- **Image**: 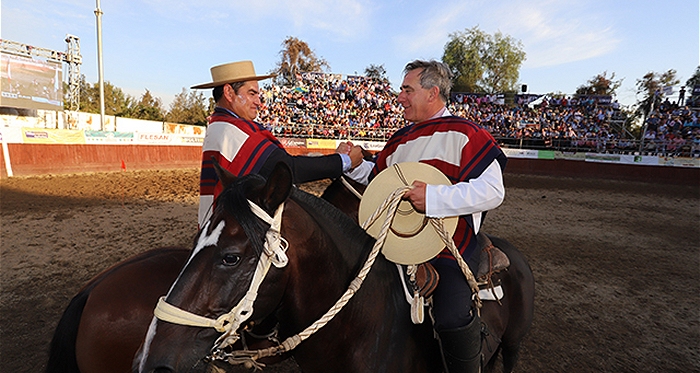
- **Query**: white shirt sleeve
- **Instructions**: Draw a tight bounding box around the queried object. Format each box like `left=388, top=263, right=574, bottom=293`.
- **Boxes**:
left=343, top=159, right=374, bottom=185
left=425, top=159, right=504, bottom=220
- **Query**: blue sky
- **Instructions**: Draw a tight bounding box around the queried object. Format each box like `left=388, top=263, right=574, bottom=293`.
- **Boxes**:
left=2, top=0, right=698, bottom=110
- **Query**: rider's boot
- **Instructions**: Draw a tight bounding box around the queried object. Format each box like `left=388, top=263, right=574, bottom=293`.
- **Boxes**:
left=438, top=313, right=482, bottom=373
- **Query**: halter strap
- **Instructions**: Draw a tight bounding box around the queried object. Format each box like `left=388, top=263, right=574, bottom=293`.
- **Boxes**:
left=154, top=201, right=288, bottom=335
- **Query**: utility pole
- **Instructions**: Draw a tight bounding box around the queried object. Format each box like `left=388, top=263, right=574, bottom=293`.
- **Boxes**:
left=95, top=0, right=105, bottom=130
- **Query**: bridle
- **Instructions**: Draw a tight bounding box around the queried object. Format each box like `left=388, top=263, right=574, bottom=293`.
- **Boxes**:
left=153, top=200, right=288, bottom=354
left=149, top=166, right=481, bottom=369
left=149, top=183, right=411, bottom=369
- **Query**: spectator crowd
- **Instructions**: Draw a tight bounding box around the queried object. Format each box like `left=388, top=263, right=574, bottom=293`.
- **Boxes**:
left=639, top=98, right=699, bottom=156
left=256, top=72, right=700, bottom=157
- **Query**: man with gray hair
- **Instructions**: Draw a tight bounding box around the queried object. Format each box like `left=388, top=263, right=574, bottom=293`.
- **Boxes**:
left=345, top=59, right=507, bottom=373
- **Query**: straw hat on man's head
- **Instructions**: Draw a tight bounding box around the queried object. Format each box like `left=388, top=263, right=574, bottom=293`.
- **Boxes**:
left=359, top=162, right=459, bottom=265
left=191, top=60, right=274, bottom=89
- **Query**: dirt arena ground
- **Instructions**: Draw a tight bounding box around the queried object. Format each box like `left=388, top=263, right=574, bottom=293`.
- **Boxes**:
left=1, top=168, right=698, bottom=372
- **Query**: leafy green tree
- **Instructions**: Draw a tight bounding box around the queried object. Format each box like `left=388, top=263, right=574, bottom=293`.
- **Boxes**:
left=128, top=90, right=164, bottom=121
left=685, top=66, right=700, bottom=88
left=75, top=75, right=133, bottom=116
left=481, top=31, right=526, bottom=93
left=576, top=71, right=623, bottom=96
left=635, top=69, right=680, bottom=113
left=165, top=88, right=208, bottom=126
left=364, top=64, right=388, bottom=80
left=442, top=26, right=526, bottom=93
left=442, top=27, right=486, bottom=93
left=273, top=36, right=330, bottom=86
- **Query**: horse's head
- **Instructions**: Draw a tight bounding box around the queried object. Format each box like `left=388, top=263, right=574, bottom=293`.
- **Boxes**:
left=135, top=161, right=293, bottom=373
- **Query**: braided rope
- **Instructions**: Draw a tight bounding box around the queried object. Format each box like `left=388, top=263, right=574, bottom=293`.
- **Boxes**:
left=218, top=171, right=482, bottom=366
left=429, top=219, right=482, bottom=311
left=219, top=186, right=409, bottom=365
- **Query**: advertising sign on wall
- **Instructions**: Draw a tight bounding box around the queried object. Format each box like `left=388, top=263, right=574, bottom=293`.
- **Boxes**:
left=22, top=128, right=85, bottom=144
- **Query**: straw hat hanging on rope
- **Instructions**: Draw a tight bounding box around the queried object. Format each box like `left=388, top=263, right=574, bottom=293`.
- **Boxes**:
left=358, top=162, right=458, bottom=265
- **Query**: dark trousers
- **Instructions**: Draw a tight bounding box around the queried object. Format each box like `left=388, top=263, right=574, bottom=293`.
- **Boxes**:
left=431, top=258, right=477, bottom=331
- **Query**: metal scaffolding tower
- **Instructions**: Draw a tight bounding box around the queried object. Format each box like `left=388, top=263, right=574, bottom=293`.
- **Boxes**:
left=0, top=36, right=83, bottom=111
left=64, top=35, right=82, bottom=111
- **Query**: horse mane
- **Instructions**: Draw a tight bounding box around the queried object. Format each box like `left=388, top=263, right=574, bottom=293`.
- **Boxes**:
left=289, top=187, right=375, bottom=270
left=214, top=173, right=375, bottom=271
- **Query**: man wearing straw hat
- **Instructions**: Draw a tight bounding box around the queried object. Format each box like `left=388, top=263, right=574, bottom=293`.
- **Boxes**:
left=192, top=60, right=363, bottom=227
left=346, top=60, right=507, bottom=373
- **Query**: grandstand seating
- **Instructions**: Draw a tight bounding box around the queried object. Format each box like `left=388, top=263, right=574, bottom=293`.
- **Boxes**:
left=257, top=72, right=699, bottom=157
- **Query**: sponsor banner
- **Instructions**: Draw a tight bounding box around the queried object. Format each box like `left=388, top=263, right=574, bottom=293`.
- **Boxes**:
left=116, top=117, right=161, bottom=133
left=0, top=113, right=42, bottom=128
left=345, top=140, right=385, bottom=152
left=1, top=127, right=22, bottom=143
left=306, top=138, right=337, bottom=149
left=538, top=150, right=555, bottom=160
left=84, top=130, right=135, bottom=144
left=658, top=156, right=700, bottom=168
left=574, top=95, right=613, bottom=105
left=22, top=128, right=85, bottom=144
left=585, top=153, right=621, bottom=163
left=502, top=148, right=539, bottom=159
left=64, top=112, right=117, bottom=131
left=174, top=135, right=204, bottom=146
left=164, top=122, right=206, bottom=136
left=626, top=155, right=659, bottom=166
left=136, top=132, right=174, bottom=144
left=280, top=137, right=307, bottom=148
left=554, top=151, right=586, bottom=161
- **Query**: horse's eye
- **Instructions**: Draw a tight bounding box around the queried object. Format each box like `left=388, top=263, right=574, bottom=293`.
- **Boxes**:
left=222, top=253, right=241, bottom=266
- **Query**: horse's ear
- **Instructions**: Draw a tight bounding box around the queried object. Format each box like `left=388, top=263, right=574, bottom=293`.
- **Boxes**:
left=261, top=162, right=293, bottom=212
left=211, top=156, right=237, bottom=189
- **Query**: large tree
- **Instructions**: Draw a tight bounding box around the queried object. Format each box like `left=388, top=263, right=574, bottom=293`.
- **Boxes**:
left=364, top=64, right=388, bottom=81
left=442, top=26, right=526, bottom=93
left=70, top=76, right=166, bottom=120
left=686, top=65, right=700, bottom=88
left=635, top=69, right=680, bottom=112
left=165, top=88, right=208, bottom=126
left=75, top=75, right=132, bottom=116
left=127, top=90, right=164, bottom=121
left=273, top=36, right=329, bottom=86
left=576, top=71, right=623, bottom=96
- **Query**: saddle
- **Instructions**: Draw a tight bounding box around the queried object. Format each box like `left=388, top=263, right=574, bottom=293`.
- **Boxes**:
left=404, top=232, right=510, bottom=300
left=475, top=232, right=510, bottom=281
left=401, top=232, right=511, bottom=323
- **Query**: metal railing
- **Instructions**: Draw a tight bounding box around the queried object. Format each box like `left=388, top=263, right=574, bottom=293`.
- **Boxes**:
left=266, top=122, right=699, bottom=157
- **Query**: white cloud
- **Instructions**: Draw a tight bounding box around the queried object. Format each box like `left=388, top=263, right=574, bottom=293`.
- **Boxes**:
left=391, top=1, right=472, bottom=57
left=387, top=0, right=621, bottom=68
left=142, top=0, right=373, bottom=39
left=485, top=1, right=621, bottom=68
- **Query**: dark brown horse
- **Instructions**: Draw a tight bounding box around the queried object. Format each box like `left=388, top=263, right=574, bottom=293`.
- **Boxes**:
left=321, top=176, right=535, bottom=373
left=46, top=171, right=533, bottom=373
left=43, top=178, right=371, bottom=373
left=135, top=163, right=534, bottom=373
left=135, top=163, right=446, bottom=372
left=46, top=247, right=190, bottom=373
left=44, top=174, right=420, bottom=373
left=46, top=250, right=285, bottom=372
